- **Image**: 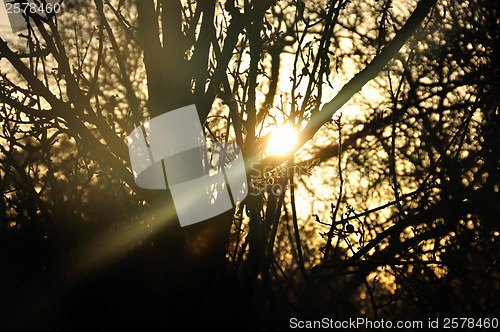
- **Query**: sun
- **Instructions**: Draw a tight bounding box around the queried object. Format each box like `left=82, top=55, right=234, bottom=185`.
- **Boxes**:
left=267, top=125, right=298, bottom=156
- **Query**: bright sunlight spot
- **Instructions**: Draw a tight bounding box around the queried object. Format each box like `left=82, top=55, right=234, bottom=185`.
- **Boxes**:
left=267, top=125, right=298, bottom=156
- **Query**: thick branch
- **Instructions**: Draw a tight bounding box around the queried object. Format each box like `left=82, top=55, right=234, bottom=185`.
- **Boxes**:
left=255, top=0, right=437, bottom=173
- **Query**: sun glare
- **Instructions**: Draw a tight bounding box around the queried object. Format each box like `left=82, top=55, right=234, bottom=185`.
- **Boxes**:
left=267, top=125, right=298, bottom=156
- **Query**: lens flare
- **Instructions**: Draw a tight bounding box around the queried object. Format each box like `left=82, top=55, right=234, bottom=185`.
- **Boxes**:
left=267, top=125, right=298, bottom=156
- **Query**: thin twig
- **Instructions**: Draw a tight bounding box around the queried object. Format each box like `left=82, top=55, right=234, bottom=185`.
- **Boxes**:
left=289, top=155, right=308, bottom=281
left=323, top=114, right=343, bottom=262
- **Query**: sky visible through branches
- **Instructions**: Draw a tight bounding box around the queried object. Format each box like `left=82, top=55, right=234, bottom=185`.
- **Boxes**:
left=0, top=0, right=498, bottom=330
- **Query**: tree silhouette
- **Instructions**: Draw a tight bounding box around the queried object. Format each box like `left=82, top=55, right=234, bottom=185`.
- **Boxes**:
left=0, top=0, right=498, bottom=330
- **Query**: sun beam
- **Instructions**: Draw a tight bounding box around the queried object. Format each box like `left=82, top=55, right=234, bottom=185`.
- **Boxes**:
left=267, top=125, right=298, bottom=156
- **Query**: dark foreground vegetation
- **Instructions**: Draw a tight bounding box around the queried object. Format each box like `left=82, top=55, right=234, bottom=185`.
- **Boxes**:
left=0, top=0, right=498, bottom=330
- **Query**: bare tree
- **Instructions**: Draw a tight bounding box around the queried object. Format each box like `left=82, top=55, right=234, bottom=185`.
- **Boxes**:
left=1, top=0, right=498, bottom=330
